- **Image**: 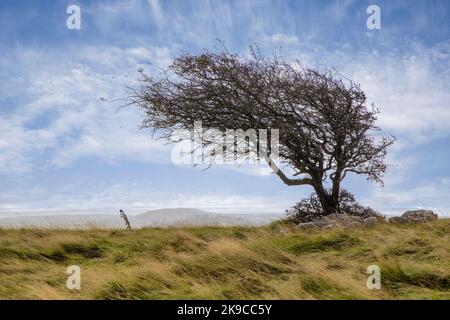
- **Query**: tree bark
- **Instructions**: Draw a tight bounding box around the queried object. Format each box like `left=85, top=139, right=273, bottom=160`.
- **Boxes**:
left=331, top=168, right=343, bottom=212
left=312, top=179, right=338, bottom=214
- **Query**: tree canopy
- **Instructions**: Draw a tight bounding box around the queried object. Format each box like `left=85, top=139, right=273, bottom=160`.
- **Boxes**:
left=128, top=48, right=395, bottom=214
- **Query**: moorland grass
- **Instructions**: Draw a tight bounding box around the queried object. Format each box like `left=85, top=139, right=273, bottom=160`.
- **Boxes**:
left=0, top=219, right=448, bottom=299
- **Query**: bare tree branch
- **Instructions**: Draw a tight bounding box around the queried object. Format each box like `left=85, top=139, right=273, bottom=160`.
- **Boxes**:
left=125, top=46, right=395, bottom=214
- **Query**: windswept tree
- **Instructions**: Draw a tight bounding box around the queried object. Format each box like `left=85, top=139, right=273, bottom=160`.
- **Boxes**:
left=127, top=48, right=395, bottom=216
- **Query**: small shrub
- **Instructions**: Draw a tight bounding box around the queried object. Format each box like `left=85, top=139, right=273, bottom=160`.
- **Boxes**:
left=286, top=189, right=382, bottom=223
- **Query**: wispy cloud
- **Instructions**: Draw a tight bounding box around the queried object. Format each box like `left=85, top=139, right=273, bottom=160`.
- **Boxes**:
left=147, top=0, right=164, bottom=28
left=0, top=45, right=173, bottom=174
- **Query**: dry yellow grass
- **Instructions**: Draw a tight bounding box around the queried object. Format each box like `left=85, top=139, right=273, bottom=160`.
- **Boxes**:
left=0, top=219, right=449, bottom=299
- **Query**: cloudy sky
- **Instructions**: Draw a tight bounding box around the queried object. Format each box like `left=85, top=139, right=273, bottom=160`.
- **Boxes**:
left=0, top=0, right=449, bottom=216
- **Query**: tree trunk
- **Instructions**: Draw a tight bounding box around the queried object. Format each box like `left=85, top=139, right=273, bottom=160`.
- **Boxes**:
left=312, top=181, right=339, bottom=214
left=331, top=168, right=343, bottom=207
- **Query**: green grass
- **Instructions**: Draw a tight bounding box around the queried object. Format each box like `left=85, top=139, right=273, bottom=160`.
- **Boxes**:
left=0, top=219, right=448, bottom=299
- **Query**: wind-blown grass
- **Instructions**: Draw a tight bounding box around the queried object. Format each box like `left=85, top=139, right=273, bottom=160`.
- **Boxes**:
left=0, top=219, right=448, bottom=299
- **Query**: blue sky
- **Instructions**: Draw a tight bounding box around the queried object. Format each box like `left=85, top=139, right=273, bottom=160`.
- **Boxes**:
left=0, top=0, right=449, bottom=216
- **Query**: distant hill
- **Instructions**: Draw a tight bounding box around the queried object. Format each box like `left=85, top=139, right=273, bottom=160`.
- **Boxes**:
left=0, top=208, right=283, bottom=229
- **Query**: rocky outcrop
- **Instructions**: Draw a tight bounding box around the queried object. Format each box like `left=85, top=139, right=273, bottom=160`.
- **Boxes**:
left=296, top=209, right=439, bottom=229
left=387, top=216, right=404, bottom=224
left=297, top=213, right=381, bottom=229
left=388, top=210, right=438, bottom=224
left=402, top=210, right=438, bottom=222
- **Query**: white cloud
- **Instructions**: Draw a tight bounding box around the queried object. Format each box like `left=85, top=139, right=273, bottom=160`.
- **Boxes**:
left=263, top=33, right=299, bottom=45
left=0, top=45, right=174, bottom=174
left=347, top=46, right=450, bottom=139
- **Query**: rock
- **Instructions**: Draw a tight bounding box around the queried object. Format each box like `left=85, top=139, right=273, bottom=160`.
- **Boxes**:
left=388, top=216, right=404, bottom=224
left=298, top=220, right=333, bottom=229
left=401, top=210, right=438, bottom=222
left=297, top=222, right=319, bottom=229
left=323, top=213, right=364, bottom=228
left=315, top=220, right=333, bottom=228
left=388, top=210, right=438, bottom=224
left=297, top=213, right=378, bottom=230
left=363, top=216, right=378, bottom=228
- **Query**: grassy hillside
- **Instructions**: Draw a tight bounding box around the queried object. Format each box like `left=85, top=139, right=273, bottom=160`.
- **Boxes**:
left=0, top=219, right=449, bottom=299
